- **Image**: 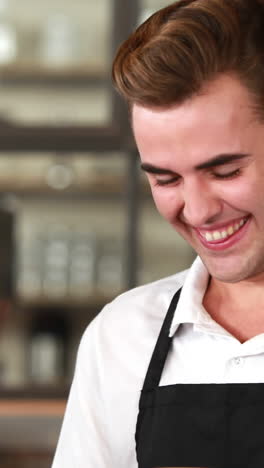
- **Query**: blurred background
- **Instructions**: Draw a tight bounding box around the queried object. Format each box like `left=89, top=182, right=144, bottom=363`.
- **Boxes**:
left=0, top=0, right=195, bottom=466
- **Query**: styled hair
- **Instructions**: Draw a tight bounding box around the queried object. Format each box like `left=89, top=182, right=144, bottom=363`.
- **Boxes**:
left=112, top=0, right=264, bottom=117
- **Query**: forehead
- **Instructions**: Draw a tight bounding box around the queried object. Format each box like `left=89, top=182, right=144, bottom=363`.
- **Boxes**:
left=132, top=74, right=259, bottom=165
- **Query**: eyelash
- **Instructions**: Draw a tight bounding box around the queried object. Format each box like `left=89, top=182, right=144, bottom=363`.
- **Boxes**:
left=154, top=169, right=241, bottom=186
left=154, top=177, right=179, bottom=187
left=212, top=168, right=241, bottom=179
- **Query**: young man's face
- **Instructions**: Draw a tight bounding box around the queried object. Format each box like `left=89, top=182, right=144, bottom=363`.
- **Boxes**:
left=133, top=74, right=264, bottom=284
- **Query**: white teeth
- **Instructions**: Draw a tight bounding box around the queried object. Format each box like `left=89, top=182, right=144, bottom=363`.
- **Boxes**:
left=205, top=232, right=213, bottom=241
left=201, top=218, right=247, bottom=242
left=212, top=231, right=221, bottom=240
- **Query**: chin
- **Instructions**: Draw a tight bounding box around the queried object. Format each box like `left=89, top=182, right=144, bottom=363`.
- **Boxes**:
left=201, top=257, right=252, bottom=284
left=204, top=259, right=264, bottom=284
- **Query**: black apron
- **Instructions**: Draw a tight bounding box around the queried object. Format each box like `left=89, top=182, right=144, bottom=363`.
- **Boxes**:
left=135, top=288, right=264, bottom=468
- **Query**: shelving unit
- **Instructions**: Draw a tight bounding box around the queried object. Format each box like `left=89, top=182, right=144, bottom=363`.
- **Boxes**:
left=0, top=0, right=142, bottom=404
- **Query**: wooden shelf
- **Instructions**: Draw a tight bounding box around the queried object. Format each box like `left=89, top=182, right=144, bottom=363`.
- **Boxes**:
left=0, top=396, right=66, bottom=454
left=0, top=398, right=66, bottom=416
left=0, top=173, right=148, bottom=198
left=0, top=385, right=70, bottom=400
left=0, top=62, right=108, bottom=85
left=0, top=177, right=126, bottom=197
left=16, top=291, right=122, bottom=310
left=0, top=124, right=124, bottom=152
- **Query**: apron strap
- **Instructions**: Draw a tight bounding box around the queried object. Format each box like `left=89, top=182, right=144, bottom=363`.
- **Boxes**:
left=141, top=287, right=182, bottom=392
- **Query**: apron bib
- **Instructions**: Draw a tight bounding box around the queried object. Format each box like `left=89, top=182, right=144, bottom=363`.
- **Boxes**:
left=135, top=288, right=264, bottom=468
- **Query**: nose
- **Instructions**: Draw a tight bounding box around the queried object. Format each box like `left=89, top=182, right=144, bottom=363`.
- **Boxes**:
left=180, top=180, right=223, bottom=227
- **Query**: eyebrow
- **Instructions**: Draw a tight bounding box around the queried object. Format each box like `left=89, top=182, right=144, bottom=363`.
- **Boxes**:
left=140, top=153, right=251, bottom=174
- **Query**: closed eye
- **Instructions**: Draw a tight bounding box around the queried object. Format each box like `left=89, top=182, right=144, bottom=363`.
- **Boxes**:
left=154, top=175, right=181, bottom=186
left=212, top=168, right=241, bottom=179
left=154, top=168, right=241, bottom=186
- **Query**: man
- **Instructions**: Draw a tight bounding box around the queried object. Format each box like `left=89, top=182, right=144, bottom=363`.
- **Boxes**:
left=52, top=1, right=264, bottom=467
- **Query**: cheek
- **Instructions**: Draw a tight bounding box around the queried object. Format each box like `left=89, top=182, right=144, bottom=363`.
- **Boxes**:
left=151, top=190, right=180, bottom=223
left=220, top=181, right=258, bottom=210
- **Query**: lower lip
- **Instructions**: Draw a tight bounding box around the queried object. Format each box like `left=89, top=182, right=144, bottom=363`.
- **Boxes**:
left=196, top=217, right=251, bottom=251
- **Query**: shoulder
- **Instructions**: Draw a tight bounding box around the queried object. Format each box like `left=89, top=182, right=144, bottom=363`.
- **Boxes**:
left=89, top=268, right=187, bottom=329
left=79, top=269, right=189, bottom=372
left=108, top=267, right=188, bottom=316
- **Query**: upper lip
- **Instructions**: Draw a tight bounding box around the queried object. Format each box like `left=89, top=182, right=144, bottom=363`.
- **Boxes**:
left=194, top=215, right=249, bottom=233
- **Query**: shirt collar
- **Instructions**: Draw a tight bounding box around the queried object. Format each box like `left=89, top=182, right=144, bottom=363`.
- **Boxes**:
left=169, top=256, right=212, bottom=337
left=169, top=257, right=264, bottom=347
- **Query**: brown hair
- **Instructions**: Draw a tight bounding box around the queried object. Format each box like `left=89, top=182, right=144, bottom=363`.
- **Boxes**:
left=112, top=0, right=264, bottom=116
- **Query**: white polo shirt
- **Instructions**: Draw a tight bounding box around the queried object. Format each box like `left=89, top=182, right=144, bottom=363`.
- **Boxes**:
left=52, top=256, right=264, bottom=468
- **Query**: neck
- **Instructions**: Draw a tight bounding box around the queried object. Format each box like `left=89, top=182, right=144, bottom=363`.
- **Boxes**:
left=203, top=274, right=264, bottom=343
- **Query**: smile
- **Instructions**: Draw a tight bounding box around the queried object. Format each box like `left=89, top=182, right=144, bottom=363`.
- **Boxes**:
left=198, top=217, right=249, bottom=243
